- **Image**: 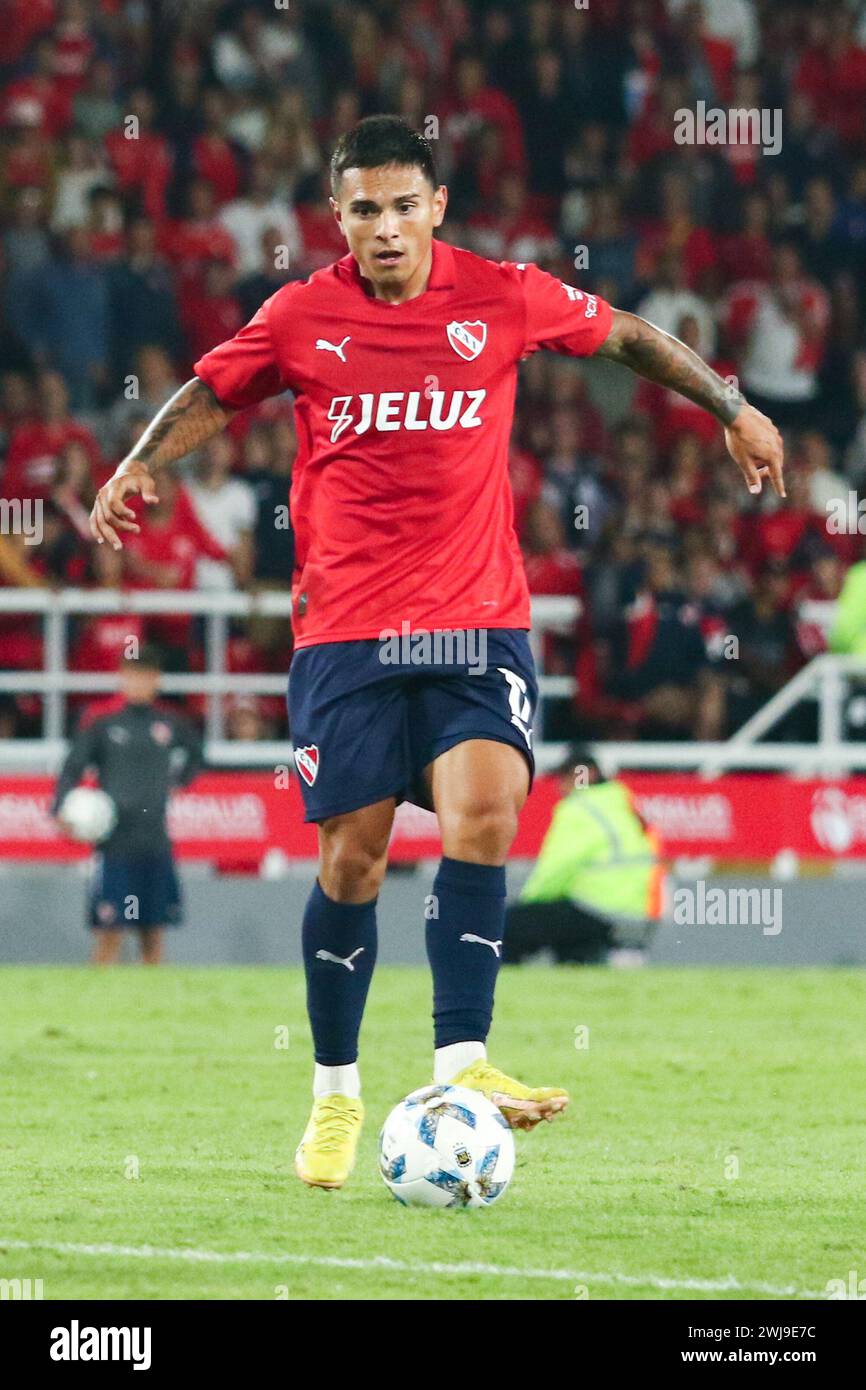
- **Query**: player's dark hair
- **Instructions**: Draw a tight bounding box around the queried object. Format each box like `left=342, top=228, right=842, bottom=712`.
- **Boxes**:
left=555, top=744, right=603, bottom=783
left=330, top=115, right=438, bottom=195
left=122, top=643, right=163, bottom=672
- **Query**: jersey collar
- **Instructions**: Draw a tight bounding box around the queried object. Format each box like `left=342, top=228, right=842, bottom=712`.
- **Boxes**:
left=336, top=238, right=456, bottom=297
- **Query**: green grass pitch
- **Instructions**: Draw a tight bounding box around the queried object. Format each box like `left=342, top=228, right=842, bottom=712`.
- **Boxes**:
left=1, top=965, right=863, bottom=1301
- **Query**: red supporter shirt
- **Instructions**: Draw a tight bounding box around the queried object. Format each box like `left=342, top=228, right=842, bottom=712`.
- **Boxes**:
left=157, top=218, right=237, bottom=271
left=124, top=485, right=227, bottom=647
left=104, top=128, right=172, bottom=221
left=2, top=420, right=101, bottom=499
left=191, top=134, right=241, bottom=204
left=125, top=486, right=227, bottom=588
left=193, top=240, right=612, bottom=648
left=1, top=77, right=71, bottom=137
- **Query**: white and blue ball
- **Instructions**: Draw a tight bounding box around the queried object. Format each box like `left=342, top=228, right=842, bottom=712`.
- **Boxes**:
left=378, top=1083, right=515, bottom=1208
left=59, top=787, right=117, bottom=844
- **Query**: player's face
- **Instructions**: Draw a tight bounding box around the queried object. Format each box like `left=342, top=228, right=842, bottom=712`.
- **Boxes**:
left=121, top=667, right=160, bottom=704
left=331, top=164, right=447, bottom=303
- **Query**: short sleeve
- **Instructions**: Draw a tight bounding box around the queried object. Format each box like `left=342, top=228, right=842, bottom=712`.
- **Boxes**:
left=505, top=261, right=613, bottom=359
left=193, top=298, right=286, bottom=410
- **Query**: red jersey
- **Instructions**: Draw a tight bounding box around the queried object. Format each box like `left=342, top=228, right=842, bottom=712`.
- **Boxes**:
left=193, top=241, right=612, bottom=648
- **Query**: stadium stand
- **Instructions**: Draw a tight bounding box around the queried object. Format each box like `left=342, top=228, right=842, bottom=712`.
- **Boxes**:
left=1, top=0, right=865, bottom=747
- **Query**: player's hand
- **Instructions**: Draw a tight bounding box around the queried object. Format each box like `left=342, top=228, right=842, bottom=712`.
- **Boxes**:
left=724, top=402, right=785, bottom=499
left=90, top=462, right=159, bottom=550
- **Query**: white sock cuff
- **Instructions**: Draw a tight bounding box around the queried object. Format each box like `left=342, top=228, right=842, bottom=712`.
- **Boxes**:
left=313, top=1062, right=361, bottom=1099
left=433, top=1040, right=486, bottom=1083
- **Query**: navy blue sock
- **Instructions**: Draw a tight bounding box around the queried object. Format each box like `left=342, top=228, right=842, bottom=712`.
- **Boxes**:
left=425, top=856, right=506, bottom=1048
left=302, top=881, right=377, bottom=1065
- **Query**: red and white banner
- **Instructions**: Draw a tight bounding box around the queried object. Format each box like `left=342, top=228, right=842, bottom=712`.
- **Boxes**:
left=3, top=772, right=866, bottom=864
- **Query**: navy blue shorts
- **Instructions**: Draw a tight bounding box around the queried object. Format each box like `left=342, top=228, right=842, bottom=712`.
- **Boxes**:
left=89, top=850, right=183, bottom=929
left=287, top=628, right=537, bottom=823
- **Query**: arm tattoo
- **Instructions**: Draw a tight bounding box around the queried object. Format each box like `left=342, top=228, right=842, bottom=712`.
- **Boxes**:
left=597, top=311, right=744, bottom=426
left=118, top=378, right=233, bottom=473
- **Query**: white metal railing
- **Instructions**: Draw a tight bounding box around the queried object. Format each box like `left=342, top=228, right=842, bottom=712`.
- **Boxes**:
left=0, top=589, right=579, bottom=765
left=0, top=588, right=860, bottom=774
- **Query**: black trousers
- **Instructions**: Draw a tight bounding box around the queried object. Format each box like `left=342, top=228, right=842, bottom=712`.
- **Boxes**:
left=503, top=900, right=615, bottom=965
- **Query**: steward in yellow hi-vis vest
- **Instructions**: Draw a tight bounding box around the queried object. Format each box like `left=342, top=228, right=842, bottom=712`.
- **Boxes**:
left=504, top=747, right=663, bottom=966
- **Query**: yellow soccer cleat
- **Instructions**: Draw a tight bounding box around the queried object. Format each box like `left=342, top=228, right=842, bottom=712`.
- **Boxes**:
left=448, top=1060, right=568, bottom=1131
left=294, top=1094, right=364, bottom=1189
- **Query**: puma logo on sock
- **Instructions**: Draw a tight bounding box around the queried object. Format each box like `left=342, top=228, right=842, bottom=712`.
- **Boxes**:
left=315, top=947, right=365, bottom=972
left=459, top=933, right=502, bottom=957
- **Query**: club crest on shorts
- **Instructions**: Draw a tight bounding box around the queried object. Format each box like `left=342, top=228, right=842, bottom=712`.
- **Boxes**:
left=446, top=319, right=487, bottom=361
left=294, top=744, right=319, bottom=787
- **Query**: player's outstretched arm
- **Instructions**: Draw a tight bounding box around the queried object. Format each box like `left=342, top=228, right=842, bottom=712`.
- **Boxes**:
left=90, top=377, right=234, bottom=549
left=597, top=309, right=785, bottom=499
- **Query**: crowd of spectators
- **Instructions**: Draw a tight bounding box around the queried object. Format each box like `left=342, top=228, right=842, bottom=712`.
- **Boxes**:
left=1, top=0, right=866, bottom=745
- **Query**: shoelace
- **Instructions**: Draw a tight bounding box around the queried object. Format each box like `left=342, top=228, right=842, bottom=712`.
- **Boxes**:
left=312, top=1101, right=360, bottom=1152
left=466, top=1062, right=510, bottom=1089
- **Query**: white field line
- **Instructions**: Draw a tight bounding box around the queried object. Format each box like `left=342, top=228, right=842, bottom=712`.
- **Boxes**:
left=0, top=1238, right=823, bottom=1298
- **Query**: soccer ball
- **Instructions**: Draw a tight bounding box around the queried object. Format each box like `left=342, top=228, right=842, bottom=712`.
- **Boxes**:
left=59, top=787, right=117, bottom=844
left=378, top=1083, right=515, bottom=1208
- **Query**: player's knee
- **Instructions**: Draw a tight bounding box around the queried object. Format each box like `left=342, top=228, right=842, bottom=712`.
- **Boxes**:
left=439, top=800, right=519, bottom=863
left=319, top=835, right=388, bottom=902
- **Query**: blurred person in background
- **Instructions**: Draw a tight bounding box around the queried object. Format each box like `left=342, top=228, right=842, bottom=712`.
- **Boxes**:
left=467, top=168, right=559, bottom=266
left=829, top=551, right=866, bottom=658
left=726, top=558, right=805, bottom=738
left=158, top=177, right=238, bottom=279
left=1, top=368, right=100, bottom=500
left=72, top=57, right=121, bottom=143
left=51, top=646, right=202, bottom=966
left=186, top=433, right=256, bottom=591
left=178, top=257, right=243, bottom=367
left=0, top=370, right=35, bottom=455
left=795, top=430, right=848, bottom=514
left=723, top=241, right=830, bottom=432
left=635, top=248, right=716, bottom=361
left=504, top=747, right=663, bottom=966
left=106, top=346, right=182, bottom=456
left=108, top=219, right=184, bottom=373
left=14, top=227, right=111, bottom=409
left=217, top=156, right=302, bottom=279
left=608, top=545, right=725, bottom=740
left=225, top=693, right=271, bottom=742
left=50, top=132, right=110, bottom=233
left=103, top=87, right=172, bottom=222
left=2, top=186, right=51, bottom=283
left=122, top=469, right=228, bottom=665
left=243, top=418, right=295, bottom=585
left=238, top=225, right=301, bottom=322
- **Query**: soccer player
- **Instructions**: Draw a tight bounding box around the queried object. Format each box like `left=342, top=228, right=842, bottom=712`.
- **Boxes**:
left=89, top=117, right=784, bottom=1187
left=52, top=647, right=202, bottom=965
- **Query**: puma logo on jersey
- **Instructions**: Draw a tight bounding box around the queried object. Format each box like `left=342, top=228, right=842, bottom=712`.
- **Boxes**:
left=316, top=335, right=351, bottom=362
left=327, top=389, right=486, bottom=443
left=459, top=932, right=503, bottom=957
left=315, top=947, right=365, bottom=972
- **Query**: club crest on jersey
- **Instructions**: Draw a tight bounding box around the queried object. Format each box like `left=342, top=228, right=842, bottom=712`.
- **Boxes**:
left=294, top=744, right=319, bottom=787
left=150, top=721, right=172, bottom=745
left=446, top=319, right=487, bottom=361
